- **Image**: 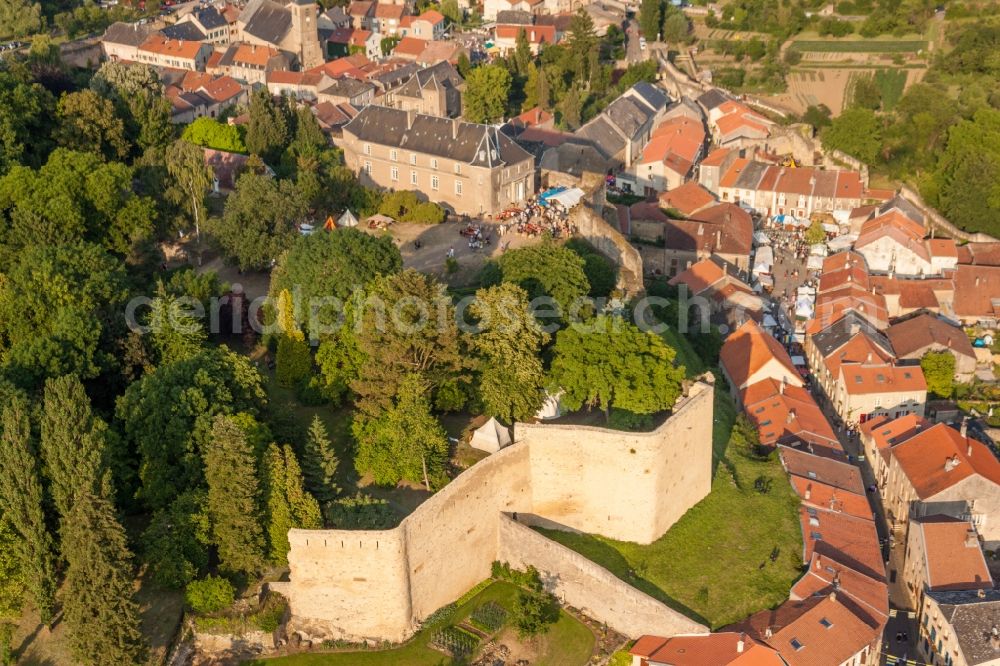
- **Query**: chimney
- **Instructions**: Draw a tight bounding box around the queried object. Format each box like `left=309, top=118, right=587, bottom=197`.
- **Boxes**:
left=804, top=484, right=811, bottom=500
left=850, top=322, right=861, bottom=336
left=945, top=455, right=961, bottom=472
left=716, top=229, right=722, bottom=246
left=780, top=378, right=786, bottom=395
left=961, top=416, right=969, bottom=439
left=980, top=589, right=988, bottom=600
left=406, top=108, right=416, bottom=129
left=829, top=590, right=837, bottom=603
left=976, top=276, right=981, bottom=287
left=787, top=408, right=797, bottom=424
left=866, top=352, right=872, bottom=363
left=452, top=117, right=460, bottom=140
left=736, top=633, right=745, bottom=654
left=966, top=528, right=979, bottom=548
left=765, top=626, right=773, bottom=639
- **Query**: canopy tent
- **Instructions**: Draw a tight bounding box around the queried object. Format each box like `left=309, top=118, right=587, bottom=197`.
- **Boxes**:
left=754, top=231, right=772, bottom=246
left=754, top=274, right=773, bottom=290
left=548, top=187, right=585, bottom=209
left=762, top=313, right=778, bottom=328
left=822, top=223, right=839, bottom=234
left=535, top=391, right=563, bottom=420
left=809, top=243, right=828, bottom=257
left=337, top=210, right=359, bottom=228
left=806, top=254, right=824, bottom=271
left=753, top=246, right=774, bottom=274
left=827, top=234, right=857, bottom=252
left=469, top=417, right=512, bottom=454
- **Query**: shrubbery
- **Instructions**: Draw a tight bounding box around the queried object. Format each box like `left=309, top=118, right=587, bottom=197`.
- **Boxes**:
left=185, top=575, right=235, bottom=615
left=378, top=191, right=446, bottom=224
left=181, top=117, right=247, bottom=153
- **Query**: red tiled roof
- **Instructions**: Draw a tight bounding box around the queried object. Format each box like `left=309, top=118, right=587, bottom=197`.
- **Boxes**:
left=720, top=320, right=801, bottom=391
left=229, top=42, right=280, bottom=66
left=860, top=413, right=930, bottom=452
left=790, top=553, right=888, bottom=626
left=658, top=181, right=716, bottom=216
left=139, top=34, right=205, bottom=59
left=791, top=477, right=870, bottom=519
left=668, top=257, right=725, bottom=295
left=741, top=379, right=840, bottom=454
left=885, top=313, right=976, bottom=360
left=511, top=106, right=553, bottom=128
left=495, top=24, right=556, bottom=43
left=701, top=147, right=731, bottom=167
left=637, top=633, right=784, bottom=665
left=916, top=516, right=993, bottom=591
left=393, top=35, right=428, bottom=56
left=418, top=9, right=446, bottom=24
left=800, top=507, right=884, bottom=581
left=374, top=3, right=405, bottom=19
left=779, top=446, right=865, bottom=494
left=891, top=423, right=1000, bottom=499
left=953, top=265, right=1000, bottom=319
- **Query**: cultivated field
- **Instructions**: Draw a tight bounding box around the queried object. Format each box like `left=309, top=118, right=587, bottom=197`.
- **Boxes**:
left=764, top=66, right=922, bottom=115
left=791, top=39, right=928, bottom=52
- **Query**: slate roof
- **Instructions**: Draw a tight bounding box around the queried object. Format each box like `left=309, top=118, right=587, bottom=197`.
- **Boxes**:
left=344, top=105, right=531, bottom=167
left=878, top=194, right=924, bottom=225
left=102, top=21, right=155, bottom=47
left=162, top=21, right=206, bottom=41
left=605, top=96, right=652, bottom=140
left=193, top=5, right=228, bottom=29
left=697, top=87, right=730, bottom=111
left=576, top=116, right=625, bottom=159
left=928, top=589, right=1000, bottom=665
left=810, top=311, right=894, bottom=361
left=321, top=77, right=374, bottom=98
left=779, top=446, right=866, bottom=494
left=240, top=0, right=292, bottom=44
left=631, top=81, right=668, bottom=111
left=496, top=9, right=532, bottom=23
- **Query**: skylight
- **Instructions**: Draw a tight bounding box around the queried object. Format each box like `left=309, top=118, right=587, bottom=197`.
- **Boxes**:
left=820, top=618, right=833, bottom=629
left=790, top=638, right=804, bottom=650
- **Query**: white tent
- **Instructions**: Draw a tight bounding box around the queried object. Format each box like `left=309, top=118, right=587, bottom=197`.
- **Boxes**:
left=809, top=243, right=828, bottom=257
left=337, top=210, right=359, bottom=228
left=754, top=231, right=772, bottom=246
left=535, top=391, right=563, bottom=420
left=753, top=246, right=774, bottom=275
left=827, top=234, right=857, bottom=252
left=549, top=187, right=585, bottom=209
left=806, top=254, right=824, bottom=271
left=470, top=417, right=512, bottom=454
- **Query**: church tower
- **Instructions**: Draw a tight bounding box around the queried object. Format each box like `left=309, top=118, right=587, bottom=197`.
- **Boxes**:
left=288, top=0, right=323, bottom=70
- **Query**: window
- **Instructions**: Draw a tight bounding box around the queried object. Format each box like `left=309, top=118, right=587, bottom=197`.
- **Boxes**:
left=411, top=170, right=418, bottom=185
left=790, top=638, right=804, bottom=651
left=410, top=154, right=417, bottom=165
left=819, top=618, right=832, bottom=629
left=363, top=160, right=371, bottom=174
left=431, top=176, right=439, bottom=191
left=455, top=180, right=462, bottom=195
left=431, top=158, right=438, bottom=170
left=390, top=167, right=398, bottom=181
left=454, top=163, right=461, bottom=175
left=390, top=149, right=398, bottom=161
left=364, top=143, right=371, bottom=155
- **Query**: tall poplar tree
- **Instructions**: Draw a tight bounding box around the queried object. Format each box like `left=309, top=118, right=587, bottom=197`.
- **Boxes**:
left=203, top=415, right=265, bottom=575
left=0, top=398, right=56, bottom=624
left=40, top=374, right=109, bottom=534
left=62, top=490, right=147, bottom=666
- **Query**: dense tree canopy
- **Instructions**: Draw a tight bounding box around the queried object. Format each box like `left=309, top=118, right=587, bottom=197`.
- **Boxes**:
left=116, top=347, right=267, bottom=509
left=550, top=316, right=686, bottom=419
left=0, top=240, right=129, bottom=389
left=463, top=65, right=513, bottom=124
left=497, top=243, right=591, bottom=320
left=270, top=227, right=402, bottom=334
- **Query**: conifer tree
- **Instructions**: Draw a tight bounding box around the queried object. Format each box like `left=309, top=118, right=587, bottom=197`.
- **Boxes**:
left=0, top=399, right=56, bottom=624
left=147, top=282, right=207, bottom=363
left=40, top=374, right=109, bottom=534
left=301, top=416, right=340, bottom=504
left=62, top=490, right=147, bottom=666
left=263, top=443, right=321, bottom=564
left=275, top=288, right=312, bottom=389
left=203, top=415, right=265, bottom=575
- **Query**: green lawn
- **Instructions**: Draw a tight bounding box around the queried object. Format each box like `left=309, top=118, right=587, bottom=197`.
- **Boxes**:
left=246, top=581, right=594, bottom=666
left=791, top=39, right=927, bottom=52
left=536, top=387, right=804, bottom=629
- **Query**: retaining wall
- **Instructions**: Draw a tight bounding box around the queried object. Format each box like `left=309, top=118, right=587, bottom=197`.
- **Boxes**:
left=496, top=514, right=708, bottom=638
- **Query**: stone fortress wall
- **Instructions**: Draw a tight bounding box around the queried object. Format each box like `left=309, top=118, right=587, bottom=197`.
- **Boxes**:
left=280, top=376, right=716, bottom=644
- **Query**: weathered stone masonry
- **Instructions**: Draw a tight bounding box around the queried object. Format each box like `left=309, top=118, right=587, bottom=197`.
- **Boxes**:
left=277, top=375, right=716, bottom=643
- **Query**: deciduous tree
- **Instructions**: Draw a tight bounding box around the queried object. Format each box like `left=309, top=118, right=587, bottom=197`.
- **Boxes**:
left=245, top=88, right=289, bottom=163
left=463, top=65, right=512, bottom=124
left=549, top=315, right=685, bottom=419
left=0, top=0, right=44, bottom=39
left=353, top=374, right=450, bottom=489
left=165, top=139, right=212, bottom=243
left=497, top=242, right=590, bottom=319
left=55, top=90, right=130, bottom=161
left=921, top=350, right=956, bottom=399
left=471, top=284, right=549, bottom=423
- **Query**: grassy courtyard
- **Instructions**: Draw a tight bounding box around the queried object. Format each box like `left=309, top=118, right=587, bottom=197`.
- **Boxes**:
left=537, top=387, right=804, bottom=629
left=246, top=581, right=594, bottom=666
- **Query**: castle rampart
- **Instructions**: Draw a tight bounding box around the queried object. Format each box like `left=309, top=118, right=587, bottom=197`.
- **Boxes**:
left=283, top=376, right=716, bottom=643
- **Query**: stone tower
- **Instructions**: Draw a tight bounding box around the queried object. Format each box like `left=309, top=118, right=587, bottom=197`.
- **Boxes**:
left=288, top=0, right=323, bottom=70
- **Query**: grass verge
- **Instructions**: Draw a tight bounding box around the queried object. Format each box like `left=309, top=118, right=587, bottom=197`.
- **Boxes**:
left=535, top=387, right=804, bottom=629
left=791, top=39, right=927, bottom=52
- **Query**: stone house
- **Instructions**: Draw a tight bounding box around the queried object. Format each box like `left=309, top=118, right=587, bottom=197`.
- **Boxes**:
left=903, top=516, right=992, bottom=611
left=720, top=319, right=803, bottom=402
left=576, top=82, right=669, bottom=168
left=100, top=21, right=156, bottom=62
left=341, top=105, right=535, bottom=216
left=135, top=34, right=214, bottom=71
left=380, top=61, right=463, bottom=118
left=881, top=421, right=1000, bottom=545
left=917, top=589, right=1000, bottom=666
left=237, top=0, right=325, bottom=70
left=212, top=42, right=292, bottom=85
left=885, top=314, right=978, bottom=383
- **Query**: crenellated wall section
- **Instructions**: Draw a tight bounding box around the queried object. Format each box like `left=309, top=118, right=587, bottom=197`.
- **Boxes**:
left=282, top=375, right=716, bottom=644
